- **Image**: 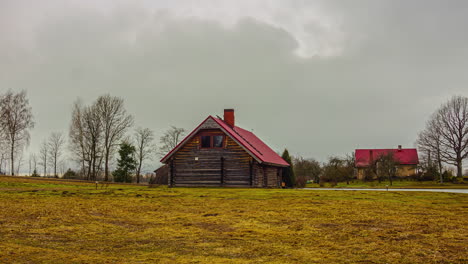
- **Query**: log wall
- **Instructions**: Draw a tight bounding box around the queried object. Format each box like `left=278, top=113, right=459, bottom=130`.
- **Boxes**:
left=170, top=129, right=253, bottom=187
left=252, top=163, right=281, bottom=188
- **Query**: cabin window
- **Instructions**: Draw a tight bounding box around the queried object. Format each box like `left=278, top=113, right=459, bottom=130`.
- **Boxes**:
left=213, top=135, right=223, bottom=148
left=201, top=136, right=211, bottom=148
left=200, top=134, right=224, bottom=149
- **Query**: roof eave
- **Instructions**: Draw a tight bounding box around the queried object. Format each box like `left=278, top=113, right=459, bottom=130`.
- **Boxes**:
left=262, top=161, right=290, bottom=167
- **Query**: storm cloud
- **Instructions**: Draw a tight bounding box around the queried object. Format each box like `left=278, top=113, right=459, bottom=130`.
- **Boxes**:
left=1, top=0, right=467, bottom=169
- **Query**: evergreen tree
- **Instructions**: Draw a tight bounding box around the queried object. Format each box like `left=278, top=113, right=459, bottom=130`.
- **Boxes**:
left=113, top=142, right=137, bottom=183
left=281, top=149, right=295, bottom=187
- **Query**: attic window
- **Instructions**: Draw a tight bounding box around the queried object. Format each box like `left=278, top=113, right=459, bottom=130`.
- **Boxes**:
left=200, top=134, right=224, bottom=148
left=213, top=135, right=223, bottom=148
left=201, top=136, right=211, bottom=148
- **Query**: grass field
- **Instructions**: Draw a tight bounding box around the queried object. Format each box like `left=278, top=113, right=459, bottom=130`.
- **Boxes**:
left=306, top=180, right=468, bottom=189
left=0, top=176, right=467, bottom=263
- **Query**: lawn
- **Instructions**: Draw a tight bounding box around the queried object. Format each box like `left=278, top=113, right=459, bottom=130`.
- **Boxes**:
left=306, top=180, right=468, bottom=189
left=0, top=176, right=467, bottom=263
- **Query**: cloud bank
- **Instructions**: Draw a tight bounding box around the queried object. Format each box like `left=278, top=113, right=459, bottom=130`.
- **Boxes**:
left=0, top=0, right=467, bottom=169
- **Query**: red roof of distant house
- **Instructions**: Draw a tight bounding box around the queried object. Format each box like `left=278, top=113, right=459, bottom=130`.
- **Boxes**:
left=355, top=148, right=419, bottom=168
left=160, top=116, right=289, bottom=167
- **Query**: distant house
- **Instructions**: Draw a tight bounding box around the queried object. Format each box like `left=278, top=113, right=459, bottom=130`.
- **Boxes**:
left=159, top=109, right=289, bottom=187
left=355, top=146, right=419, bottom=179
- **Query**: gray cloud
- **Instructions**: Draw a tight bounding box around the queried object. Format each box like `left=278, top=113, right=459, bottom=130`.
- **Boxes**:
left=1, top=0, right=467, bottom=169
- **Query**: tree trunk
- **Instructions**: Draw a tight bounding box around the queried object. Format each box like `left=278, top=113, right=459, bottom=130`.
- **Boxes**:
left=81, top=160, right=85, bottom=179
left=10, top=141, right=14, bottom=176
left=136, top=163, right=142, bottom=184
left=104, top=150, right=110, bottom=182
left=86, top=160, right=92, bottom=181
left=54, top=154, right=57, bottom=178
left=456, top=158, right=463, bottom=178
left=437, top=149, right=443, bottom=183
left=92, top=157, right=96, bottom=181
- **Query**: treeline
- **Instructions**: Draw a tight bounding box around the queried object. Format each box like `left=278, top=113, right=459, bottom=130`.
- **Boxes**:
left=0, top=90, right=186, bottom=182
left=283, top=152, right=459, bottom=188
left=281, top=151, right=356, bottom=188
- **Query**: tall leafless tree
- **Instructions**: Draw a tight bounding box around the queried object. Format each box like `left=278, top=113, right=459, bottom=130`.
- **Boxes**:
left=418, top=96, right=468, bottom=178
left=95, top=95, right=133, bottom=182
left=417, top=114, right=444, bottom=182
left=433, top=96, right=468, bottom=178
left=69, top=100, right=90, bottom=179
left=158, top=126, right=186, bottom=156
left=39, top=140, right=48, bottom=177
left=0, top=90, right=34, bottom=175
left=47, top=132, right=66, bottom=177
left=134, top=127, right=155, bottom=183
left=82, top=103, right=104, bottom=180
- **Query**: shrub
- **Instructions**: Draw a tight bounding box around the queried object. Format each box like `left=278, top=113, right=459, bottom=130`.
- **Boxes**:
left=295, top=176, right=307, bottom=188
left=62, top=169, right=78, bottom=179
left=31, top=170, right=39, bottom=177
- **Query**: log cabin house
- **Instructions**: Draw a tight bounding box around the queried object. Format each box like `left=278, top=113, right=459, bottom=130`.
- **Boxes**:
left=355, top=146, right=419, bottom=179
left=160, top=109, right=289, bottom=187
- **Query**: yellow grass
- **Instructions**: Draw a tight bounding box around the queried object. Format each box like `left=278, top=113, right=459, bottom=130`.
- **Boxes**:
left=0, top=176, right=467, bottom=263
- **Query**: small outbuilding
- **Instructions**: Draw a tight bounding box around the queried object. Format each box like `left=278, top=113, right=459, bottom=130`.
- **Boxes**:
left=160, top=109, right=289, bottom=187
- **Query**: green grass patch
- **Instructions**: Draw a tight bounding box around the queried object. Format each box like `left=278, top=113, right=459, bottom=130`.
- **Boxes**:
left=0, top=176, right=467, bottom=263
left=306, top=180, right=468, bottom=189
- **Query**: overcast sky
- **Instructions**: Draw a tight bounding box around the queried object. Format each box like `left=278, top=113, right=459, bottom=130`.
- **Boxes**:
left=1, top=0, right=468, bottom=170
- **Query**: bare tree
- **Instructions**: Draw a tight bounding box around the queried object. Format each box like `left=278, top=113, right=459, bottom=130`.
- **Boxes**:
left=376, top=152, right=398, bottom=186
left=39, top=140, right=48, bottom=177
left=417, top=115, right=444, bottom=182
left=158, top=126, right=186, bottom=156
left=293, top=156, right=322, bottom=184
left=15, top=150, right=24, bottom=176
left=432, top=96, right=468, bottom=178
left=69, top=100, right=88, bottom=178
left=82, top=103, right=103, bottom=181
left=0, top=137, right=8, bottom=174
left=58, top=160, right=67, bottom=176
left=30, top=153, right=37, bottom=175
left=95, top=95, right=133, bottom=182
left=134, top=127, right=155, bottom=183
left=47, top=132, right=66, bottom=177
left=0, top=90, right=35, bottom=175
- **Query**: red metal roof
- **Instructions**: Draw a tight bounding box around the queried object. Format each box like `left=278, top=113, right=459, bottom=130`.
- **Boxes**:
left=355, top=148, right=419, bottom=168
left=160, top=116, right=289, bottom=167
left=212, top=117, right=289, bottom=167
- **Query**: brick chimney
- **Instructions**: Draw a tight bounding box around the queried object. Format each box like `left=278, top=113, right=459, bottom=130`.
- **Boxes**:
left=224, top=109, right=235, bottom=127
